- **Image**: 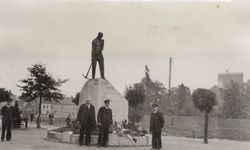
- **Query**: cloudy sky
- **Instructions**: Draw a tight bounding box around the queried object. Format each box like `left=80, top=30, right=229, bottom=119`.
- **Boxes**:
left=1, top=0, right=250, bottom=97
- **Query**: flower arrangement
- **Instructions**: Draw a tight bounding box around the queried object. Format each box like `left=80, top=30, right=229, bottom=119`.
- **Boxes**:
left=109, top=120, right=148, bottom=137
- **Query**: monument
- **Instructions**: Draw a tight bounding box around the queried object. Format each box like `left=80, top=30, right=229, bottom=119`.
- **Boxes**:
left=46, top=33, right=150, bottom=147
left=80, top=32, right=128, bottom=122
left=79, top=78, right=128, bottom=122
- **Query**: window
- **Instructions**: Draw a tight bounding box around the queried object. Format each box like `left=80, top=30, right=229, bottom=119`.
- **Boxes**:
left=62, top=106, right=63, bottom=109
left=43, top=105, right=45, bottom=109
left=51, top=106, right=53, bottom=109
left=47, top=105, right=49, bottom=109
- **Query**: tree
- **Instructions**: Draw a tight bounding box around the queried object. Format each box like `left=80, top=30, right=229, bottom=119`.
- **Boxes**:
left=192, top=88, right=217, bottom=144
left=17, top=63, right=68, bottom=128
left=124, top=83, right=145, bottom=124
left=220, top=80, right=248, bottom=119
left=72, top=92, right=80, bottom=105
left=0, top=88, right=10, bottom=103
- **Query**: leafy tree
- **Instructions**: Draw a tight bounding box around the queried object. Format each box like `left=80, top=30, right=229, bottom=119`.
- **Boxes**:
left=0, top=88, right=10, bottom=103
left=177, top=84, right=190, bottom=110
left=220, top=80, right=248, bottom=119
left=192, top=88, right=217, bottom=144
left=72, top=92, right=80, bottom=105
left=17, top=63, right=68, bottom=128
left=124, top=83, right=145, bottom=124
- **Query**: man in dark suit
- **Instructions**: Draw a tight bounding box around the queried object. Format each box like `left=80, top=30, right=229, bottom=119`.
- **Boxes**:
left=150, top=103, right=165, bottom=150
left=97, top=99, right=113, bottom=148
left=1, top=99, right=15, bottom=142
left=76, top=99, right=96, bottom=147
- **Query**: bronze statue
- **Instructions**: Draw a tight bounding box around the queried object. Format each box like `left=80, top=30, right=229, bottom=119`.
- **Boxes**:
left=92, top=32, right=105, bottom=79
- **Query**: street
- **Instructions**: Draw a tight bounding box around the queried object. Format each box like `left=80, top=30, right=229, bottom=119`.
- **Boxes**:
left=0, top=123, right=250, bottom=150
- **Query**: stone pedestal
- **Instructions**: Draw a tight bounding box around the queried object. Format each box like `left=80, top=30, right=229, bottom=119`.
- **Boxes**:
left=62, top=131, right=73, bottom=143
left=79, top=78, right=128, bottom=122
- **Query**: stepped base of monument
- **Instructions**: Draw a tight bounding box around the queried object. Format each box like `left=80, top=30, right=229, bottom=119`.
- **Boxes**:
left=46, top=129, right=152, bottom=147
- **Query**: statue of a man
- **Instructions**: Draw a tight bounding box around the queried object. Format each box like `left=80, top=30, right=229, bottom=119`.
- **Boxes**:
left=92, top=32, right=105, bottom=79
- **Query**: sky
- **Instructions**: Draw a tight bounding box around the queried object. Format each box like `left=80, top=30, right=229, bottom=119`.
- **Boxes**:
left=1, top=0, right=250, bottom=97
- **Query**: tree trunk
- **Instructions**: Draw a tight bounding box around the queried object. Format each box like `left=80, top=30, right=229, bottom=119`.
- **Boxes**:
left=36, top=96, right=42, bottom=128
left=132, top=106, right=137, bottom=125
left=203, top=110, right=208, bottom=144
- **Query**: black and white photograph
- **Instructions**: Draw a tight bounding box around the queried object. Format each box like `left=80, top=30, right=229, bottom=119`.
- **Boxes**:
left=0, top=0, right=250, bottom=150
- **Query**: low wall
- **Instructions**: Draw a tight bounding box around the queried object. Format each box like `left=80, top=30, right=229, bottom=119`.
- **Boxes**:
left=46, top=129, right=152, bottom=146
left=138, top=115, right=250, bottom=141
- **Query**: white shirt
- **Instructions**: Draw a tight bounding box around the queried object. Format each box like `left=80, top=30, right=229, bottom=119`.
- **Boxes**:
left=86, top=104, right=90, bottom=109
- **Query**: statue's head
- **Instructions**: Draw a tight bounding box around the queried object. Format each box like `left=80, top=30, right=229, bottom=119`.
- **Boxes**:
left=97, top=32, right=103, bottom=39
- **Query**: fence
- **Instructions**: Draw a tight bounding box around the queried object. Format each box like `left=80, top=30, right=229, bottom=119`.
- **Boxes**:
left=138, top=115, right=250, bottom=141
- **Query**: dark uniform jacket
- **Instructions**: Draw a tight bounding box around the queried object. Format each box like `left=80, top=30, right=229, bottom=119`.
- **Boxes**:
left=150, top=111, right=165, bottom=132
left=1, top=105, right=15, bottom=126
left=97, top=106, right=113, bottom=129
left=76, top=103, right=96, bottom=127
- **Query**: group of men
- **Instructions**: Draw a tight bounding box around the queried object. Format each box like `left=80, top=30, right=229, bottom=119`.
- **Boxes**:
left=1, top=98, right=164, bottom=150
left=76, top=99, right=112, bottom=148
left=75, top=98, right=164, bottom=150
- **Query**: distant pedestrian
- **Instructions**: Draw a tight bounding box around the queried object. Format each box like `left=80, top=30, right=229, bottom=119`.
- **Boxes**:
left=97, top=99, right=113, bottom=148
left=65, top=114, right=71, bottom=127
left=150, top=103, right=165, bottom=150
left=30, top=114, right=34, bottom=123
left=76, top=99, right=96, bottom=147
left=48, top=113, right=54, bottom=125
left=1, top=99, right=15, bottom=142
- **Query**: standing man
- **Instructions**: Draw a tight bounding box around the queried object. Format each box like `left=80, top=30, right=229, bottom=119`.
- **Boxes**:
left=76, top=99, right=96, bottom=147
left=150, top=103, right=165, bottom=150
left=92, top=32, right=105, bottom=79
left=1, top=99, right=15, bottom=142
left=97, top=99, right=113, bottom=148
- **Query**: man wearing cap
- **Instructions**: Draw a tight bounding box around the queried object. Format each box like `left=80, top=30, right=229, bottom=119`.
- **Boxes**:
left=76, top=99, right=96, bottom=147
left=97, top=99, right=113, bottom=148
left=92, top=32, right=105, bottom=79
left=150, top=103, right=165, bottom=150
left=1, top=99, right=15, bottom=141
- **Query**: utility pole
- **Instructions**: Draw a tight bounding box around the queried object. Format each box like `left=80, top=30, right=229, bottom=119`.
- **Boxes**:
left=169, top=56, right=173, bottom=93
left=167, top=56, right=173, bottom=112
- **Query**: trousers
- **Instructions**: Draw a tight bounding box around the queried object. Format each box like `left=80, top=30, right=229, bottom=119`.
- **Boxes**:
left=98, top=127, right=109, bottom=146
left=1, top=120, right=12, bottom=140
left=152, top=131, right=162, bottom=149
left=79, top=124, right=91, bottom=144
left=92, top=54, right=105, bottom=79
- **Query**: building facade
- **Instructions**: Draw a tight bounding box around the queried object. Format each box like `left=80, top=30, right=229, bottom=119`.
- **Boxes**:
left=41, top=97, right=79, bottom=119
left=218, top=72, right=243, bottom=87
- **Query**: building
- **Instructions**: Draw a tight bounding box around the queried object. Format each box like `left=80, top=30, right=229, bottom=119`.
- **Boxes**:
left=41, top=97, right=79, bottom=119
left=218, top=72, right=243, bottom=87
left=210, top=85, right=223, bottom=113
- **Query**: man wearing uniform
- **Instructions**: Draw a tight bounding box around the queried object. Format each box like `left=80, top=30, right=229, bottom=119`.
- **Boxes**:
left=92, top=32, right=105, bottom=79
left=97, top=99, right=113, bottom=148
left=150, top=103, right=165, bottom=150
left=76, top=99, right=96, bottom=147
left=1, top=99, right=15, bottom=142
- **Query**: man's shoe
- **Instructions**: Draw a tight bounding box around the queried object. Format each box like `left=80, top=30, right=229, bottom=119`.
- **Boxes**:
left=101, top=144, right=108, bottom=148
left=7, top=139, right=11, bottom=141
left=79, top=143, right=83, bottom=147
left=1, top=139, right=3, bottom=142
left=151, top=148, right=157, bottom=150
left=97, top=145, right=100, bottom=148
left=85, top=143, right=90, bottom=147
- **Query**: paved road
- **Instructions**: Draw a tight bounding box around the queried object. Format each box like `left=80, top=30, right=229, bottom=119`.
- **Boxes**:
left=0, top=123, right=250, bottom=150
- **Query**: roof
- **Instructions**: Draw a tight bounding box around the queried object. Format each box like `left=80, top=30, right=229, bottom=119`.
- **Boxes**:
left=41, top=97, right=76, bottom=105
left=218, top=72, right=243, bottom=76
